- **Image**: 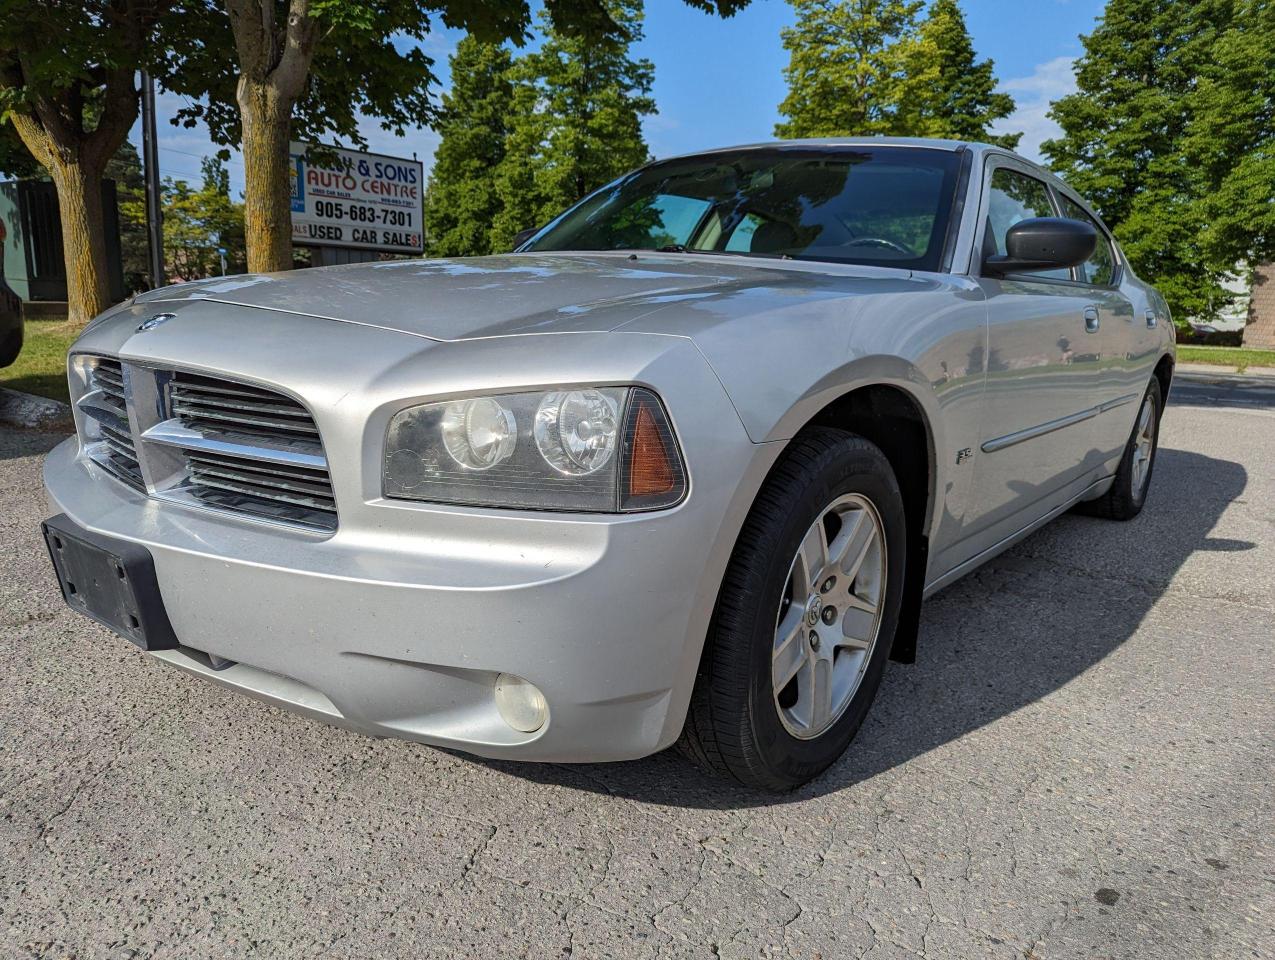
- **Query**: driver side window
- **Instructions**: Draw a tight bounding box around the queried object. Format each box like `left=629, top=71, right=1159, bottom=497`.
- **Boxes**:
left=985, top=168, right=1071, bottom=281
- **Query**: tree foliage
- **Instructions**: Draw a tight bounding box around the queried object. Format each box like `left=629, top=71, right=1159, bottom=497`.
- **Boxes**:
left=160, top=157, right=246, bottom=280
left=776, top=0, right=926, bottom=139
left=423, top=38, right=514, bottom=258
left=426, top=0, right=657, bottom=256
left=776, top=0, right=1017, bottom=145
left=104, top=139, right=154, bottom=293
left=900, top=0, right=1018, bottom=147
left=1042, top=0, right=1275, bottom=323
left=0, top=122, right=42, bottom=180
left=491, top=0, right=655, bottom=249
left=1182, top=0, right=1275, bottom=282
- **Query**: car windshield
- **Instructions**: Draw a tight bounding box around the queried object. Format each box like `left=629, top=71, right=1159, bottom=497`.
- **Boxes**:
left=523, top=146, right=962, bottom=272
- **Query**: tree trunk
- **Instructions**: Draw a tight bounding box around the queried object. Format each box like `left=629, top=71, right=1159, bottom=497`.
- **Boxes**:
left=239, top=80, right=294, bottom=273
left=48, top=156, right=111, bottom=326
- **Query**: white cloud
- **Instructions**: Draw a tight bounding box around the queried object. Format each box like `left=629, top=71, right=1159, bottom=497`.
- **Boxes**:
left=991, top=55, right=1077, bottom=163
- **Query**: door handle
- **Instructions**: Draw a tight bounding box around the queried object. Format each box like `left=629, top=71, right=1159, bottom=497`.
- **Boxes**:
left=1084, top=306, right=1100, bottom=333
left=1145, top=310, right=1158, bottom=328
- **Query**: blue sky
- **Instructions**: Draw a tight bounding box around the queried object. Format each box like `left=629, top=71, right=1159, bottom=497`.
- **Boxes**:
left=136, top=0, right=1107, bottom=193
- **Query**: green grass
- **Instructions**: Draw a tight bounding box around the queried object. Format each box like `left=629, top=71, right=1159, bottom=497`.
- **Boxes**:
left=0, top=316, right=80, bottom=404
left=1176, top=344, right=1275, bottom=372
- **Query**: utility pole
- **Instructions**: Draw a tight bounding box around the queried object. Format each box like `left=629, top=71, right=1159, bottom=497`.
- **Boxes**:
left=140, top=71, right=165, bottom=289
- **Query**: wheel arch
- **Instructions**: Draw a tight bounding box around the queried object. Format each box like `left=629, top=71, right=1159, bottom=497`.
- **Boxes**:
left=798, top=380, right=937, bottom=664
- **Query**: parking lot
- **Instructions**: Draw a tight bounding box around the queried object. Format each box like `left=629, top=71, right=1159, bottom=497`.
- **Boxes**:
left=1, top=378, right=1271, bottom=960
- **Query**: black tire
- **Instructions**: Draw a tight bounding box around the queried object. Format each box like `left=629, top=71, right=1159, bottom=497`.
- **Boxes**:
left=1075, top=377, right=1162, bottom=521
left=679, top=427, right=907, bottom=791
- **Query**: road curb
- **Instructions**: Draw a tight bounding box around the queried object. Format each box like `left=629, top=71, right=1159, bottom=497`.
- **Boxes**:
left=0, top=386, right=73, bottom=431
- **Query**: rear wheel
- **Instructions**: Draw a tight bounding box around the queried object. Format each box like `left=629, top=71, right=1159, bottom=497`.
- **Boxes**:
left=680, top=428, right=906, bottom=791
left=1076, top=377, right=1162, bottom=521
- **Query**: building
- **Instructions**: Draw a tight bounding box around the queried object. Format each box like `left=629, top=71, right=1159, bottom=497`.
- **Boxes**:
left=0, top=178, right=124, bottom=315
left=1244, top=263, right=1275, bottom=349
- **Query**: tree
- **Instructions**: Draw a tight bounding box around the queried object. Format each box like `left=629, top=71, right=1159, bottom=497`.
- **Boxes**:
left=775, top=0, right=925, bottom=139
left=491, top=0, right=655, bottom=250
left=1182, top=0, right=1275, bottom=285
left=159, top=157, right=246, bottom=279
left=105, top=139, right=153, bottom=293
left=1042, top=0, right=1237, bottom=323
left=423, top=38, right=514, bottom=258
left=158, top=0, right=748, bottom=275
left=0, top=1, right=157, bottom=324
left=899, top=0, right=1018, bottom=148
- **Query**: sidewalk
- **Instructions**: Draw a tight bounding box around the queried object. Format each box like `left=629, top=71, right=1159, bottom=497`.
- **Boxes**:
left=1175, top=361, right=1275, bottom=379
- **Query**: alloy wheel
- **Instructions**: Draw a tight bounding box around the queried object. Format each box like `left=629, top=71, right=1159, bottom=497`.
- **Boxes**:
left=1131, top=395, right=1156, bottom=496
left=772, top=493, right=887, bottom=739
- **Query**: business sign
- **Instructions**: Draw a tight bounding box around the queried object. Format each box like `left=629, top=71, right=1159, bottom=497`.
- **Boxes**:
left=289, top=143, right=424, bottom=254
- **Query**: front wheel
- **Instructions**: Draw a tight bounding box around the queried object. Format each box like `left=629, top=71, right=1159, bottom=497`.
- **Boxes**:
left=679, top=428, right=907, bottom=791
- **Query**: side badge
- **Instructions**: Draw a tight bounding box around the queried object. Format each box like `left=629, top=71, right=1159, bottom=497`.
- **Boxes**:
left=137, top=312, right=176, bottom=332
left=956, top=447, right=973, bottom=465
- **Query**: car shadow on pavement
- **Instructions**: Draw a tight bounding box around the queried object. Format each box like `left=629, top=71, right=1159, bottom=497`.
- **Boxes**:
left=478, top=446, right=1251, bottom=808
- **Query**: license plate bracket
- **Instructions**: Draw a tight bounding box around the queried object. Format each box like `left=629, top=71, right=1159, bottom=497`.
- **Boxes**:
left=42, top=514, right=179, bottom=651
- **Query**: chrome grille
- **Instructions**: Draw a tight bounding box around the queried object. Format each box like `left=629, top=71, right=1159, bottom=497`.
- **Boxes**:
left=73, top=356, right=336, bottom=533
left=78, top=358, right=144, bottom=491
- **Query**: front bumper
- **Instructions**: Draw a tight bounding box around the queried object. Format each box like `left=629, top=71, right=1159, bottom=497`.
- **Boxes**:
left=43, top=328, right=773, bottom=761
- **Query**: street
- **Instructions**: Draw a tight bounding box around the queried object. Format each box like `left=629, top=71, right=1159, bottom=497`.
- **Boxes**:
left=1, top=383, right=1271, bottom=960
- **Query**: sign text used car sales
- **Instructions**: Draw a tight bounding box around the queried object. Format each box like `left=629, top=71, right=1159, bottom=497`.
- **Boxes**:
left=289, top=143, right=424, bottom=254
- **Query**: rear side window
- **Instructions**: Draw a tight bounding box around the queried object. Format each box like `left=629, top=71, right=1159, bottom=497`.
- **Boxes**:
left=984, top=168, right=1071, bottom=281
left=1059, top=196, right=1116, bottom=286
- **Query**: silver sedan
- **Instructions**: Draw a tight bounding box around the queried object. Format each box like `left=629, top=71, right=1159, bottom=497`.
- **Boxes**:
left=43, top=138, right=1174, bottom=789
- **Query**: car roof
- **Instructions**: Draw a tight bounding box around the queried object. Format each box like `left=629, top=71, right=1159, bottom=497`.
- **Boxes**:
left=657, top=137, right=997, bottom=162
left=649, top=136, right=1089, bottom=212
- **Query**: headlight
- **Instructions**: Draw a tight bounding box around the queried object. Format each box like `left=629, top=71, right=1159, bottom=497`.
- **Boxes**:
left=383, top=387, right=686, bottom=512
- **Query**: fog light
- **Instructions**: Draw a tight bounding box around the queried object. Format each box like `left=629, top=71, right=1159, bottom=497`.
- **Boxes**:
left=494, top=673, right=548, bottom=733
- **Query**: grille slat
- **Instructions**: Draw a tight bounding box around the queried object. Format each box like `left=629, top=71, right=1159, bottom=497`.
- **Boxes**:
left=169, top=372, right=322, bottom=443
left=187, top=469, right=336, bottom=512
left=187, top=454, right=335, bottom=504
left=171, top=392, right=315, bottom=420
left=170, top=398, right=320, bottom=436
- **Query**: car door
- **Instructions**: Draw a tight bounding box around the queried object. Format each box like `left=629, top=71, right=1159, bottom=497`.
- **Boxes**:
left=966, top=161, right=1111, bottom=543
left=1053, top=193, right=1143, bottom=460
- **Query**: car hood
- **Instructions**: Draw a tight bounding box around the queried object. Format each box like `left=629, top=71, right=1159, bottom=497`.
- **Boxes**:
left=133, top=253, right=901, bottom=342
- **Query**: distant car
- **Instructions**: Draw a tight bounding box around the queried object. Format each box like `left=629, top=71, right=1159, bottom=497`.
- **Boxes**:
left=0, top=222, right=21, bottom=368
left=0, top=300, right=19, bottom=367
left=43, top=139, right=1174, bottom=790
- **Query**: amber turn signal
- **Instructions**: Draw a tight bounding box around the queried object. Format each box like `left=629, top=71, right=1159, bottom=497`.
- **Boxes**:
left=619, top=389, right=687, bottom=511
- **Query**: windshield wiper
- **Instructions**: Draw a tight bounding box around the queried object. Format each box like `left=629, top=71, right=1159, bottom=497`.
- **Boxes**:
left=655, top=244, right=690, bottom=253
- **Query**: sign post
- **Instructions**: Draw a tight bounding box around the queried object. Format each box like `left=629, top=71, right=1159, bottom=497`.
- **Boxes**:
left=289, top=143, right=424, bottom=257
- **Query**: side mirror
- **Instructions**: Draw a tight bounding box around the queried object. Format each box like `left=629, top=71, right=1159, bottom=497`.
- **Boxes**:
left=983, top=217, right=1096, bottom=277
left=511, top=226, right=540, bottom=250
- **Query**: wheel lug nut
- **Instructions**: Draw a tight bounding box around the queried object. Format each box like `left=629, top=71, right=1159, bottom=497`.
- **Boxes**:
left=821, top=606, right=837, bottom=625
left=821, top=577, right=836, bottom=593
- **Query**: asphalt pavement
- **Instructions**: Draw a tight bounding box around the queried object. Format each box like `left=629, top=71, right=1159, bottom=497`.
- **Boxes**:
left=1, top=384, right=1271, bottom=959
